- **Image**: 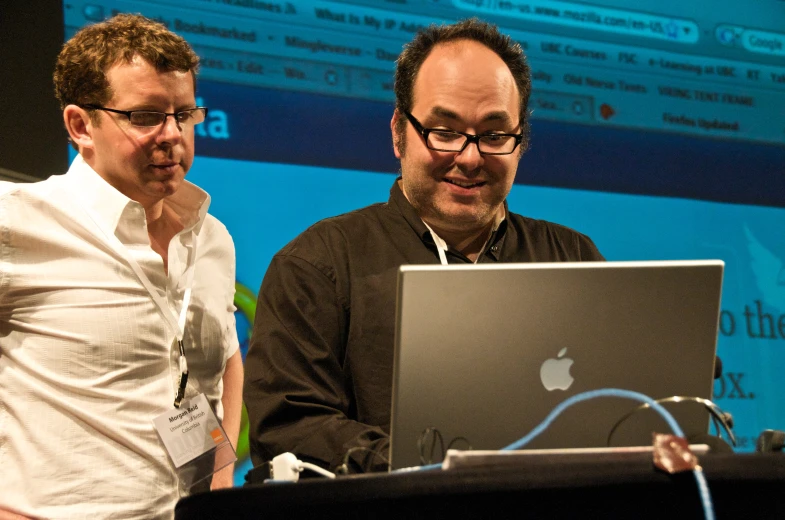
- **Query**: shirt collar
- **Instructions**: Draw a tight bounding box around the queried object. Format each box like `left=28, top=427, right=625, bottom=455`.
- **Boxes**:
left=62, top=154, right=211, bottom=236
left=388, top=178, right=431, bottom=243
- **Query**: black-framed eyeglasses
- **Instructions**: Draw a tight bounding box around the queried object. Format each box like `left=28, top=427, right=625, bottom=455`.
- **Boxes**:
left=403, top=110, right=523, bottom=155
left=80, top=104, right=208, bottom=128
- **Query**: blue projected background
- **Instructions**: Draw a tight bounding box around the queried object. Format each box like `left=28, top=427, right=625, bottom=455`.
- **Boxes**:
left=64, top=0, right=785, bottom=482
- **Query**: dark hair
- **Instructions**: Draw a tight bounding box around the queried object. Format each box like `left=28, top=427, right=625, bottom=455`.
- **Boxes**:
left=394, top=18, right=531, bottom=153
left=54, top=13, right=199, bottom=111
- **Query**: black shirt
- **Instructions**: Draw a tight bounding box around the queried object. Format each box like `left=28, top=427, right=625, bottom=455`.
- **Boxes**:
left=244, top=179, right=604, bottom=473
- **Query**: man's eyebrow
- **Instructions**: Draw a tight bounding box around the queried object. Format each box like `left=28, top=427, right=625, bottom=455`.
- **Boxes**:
left=430, top=106, right=460, bottom=121
left=481, top=112, right=514, bottom=125
left=428, top=106, right=514, bottom=126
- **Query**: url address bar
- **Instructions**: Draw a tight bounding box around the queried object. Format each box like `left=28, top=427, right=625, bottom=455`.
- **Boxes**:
left=453, top=0, right=699, bottom=44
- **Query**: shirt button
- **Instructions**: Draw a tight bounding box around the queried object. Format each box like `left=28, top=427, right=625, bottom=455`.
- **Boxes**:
left=490, top=245, right=499, bottom=253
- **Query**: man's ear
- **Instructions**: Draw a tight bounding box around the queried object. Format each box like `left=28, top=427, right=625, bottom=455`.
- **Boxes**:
left=391, top=109, right=403, bottom=159
left=63, top=105, right=95, bottom=153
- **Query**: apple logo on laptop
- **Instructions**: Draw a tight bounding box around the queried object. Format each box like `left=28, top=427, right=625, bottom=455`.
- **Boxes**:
left=540, top=348, right=574, bottom=391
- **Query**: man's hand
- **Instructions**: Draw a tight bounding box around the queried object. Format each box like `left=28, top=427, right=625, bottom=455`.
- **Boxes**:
left=0, top=508, right=35, bottom=520
left=210, top=464, right=235, bottom=490
left=211, top=349, right=243, bottom=491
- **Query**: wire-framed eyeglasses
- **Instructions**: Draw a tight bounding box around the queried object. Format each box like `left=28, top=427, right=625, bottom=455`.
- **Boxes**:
left=80, top=104, right=208, bottom=128
left=403, top=110, right=523, bottom=155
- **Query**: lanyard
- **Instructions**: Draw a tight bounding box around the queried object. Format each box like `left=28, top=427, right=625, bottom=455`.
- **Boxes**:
left=423, top=222, right=449, bottom=266
left=173, top=288, right=192, bottom=408
left=71, top=190, right=198, bottom=407
left=424, top=220, right=502, bottom=266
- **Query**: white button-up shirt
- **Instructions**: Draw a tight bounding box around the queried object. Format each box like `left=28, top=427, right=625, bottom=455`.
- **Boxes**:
left=0, top=155, right=239, bottom=519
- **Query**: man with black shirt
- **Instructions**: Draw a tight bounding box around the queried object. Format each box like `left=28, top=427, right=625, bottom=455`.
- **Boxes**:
left=244, top=18, right=603, bottom=474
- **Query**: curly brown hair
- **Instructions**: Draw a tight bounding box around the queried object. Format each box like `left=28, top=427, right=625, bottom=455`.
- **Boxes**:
left=54, top=13, right=200, bottom=112
left=394, top=18, right=531, bottom=155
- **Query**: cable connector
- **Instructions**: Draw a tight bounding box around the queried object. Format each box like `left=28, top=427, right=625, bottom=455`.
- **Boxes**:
left=266, top=452, right=336, bottom=483
left=270, top=453, right=301, bottom=482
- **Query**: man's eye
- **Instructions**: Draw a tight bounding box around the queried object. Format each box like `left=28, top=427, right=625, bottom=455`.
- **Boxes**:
left=177, top=111, right=194, bottom=123
left=130, top=112, right=163, bottom=126
left=430, top=131, right=462, bottom=142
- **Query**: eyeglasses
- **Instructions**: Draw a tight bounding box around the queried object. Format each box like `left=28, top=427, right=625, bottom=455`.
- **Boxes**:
left=81, top=105, right=208, bottom=128
left=403, top=110, right=523, bottom=155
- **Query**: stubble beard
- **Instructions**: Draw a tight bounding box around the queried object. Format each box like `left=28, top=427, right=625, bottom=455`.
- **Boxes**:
left=403, top=172, right=499, bottom=234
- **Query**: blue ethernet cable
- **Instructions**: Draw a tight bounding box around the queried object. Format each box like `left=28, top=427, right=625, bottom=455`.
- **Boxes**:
left=406, top=388, right=715, bottom=520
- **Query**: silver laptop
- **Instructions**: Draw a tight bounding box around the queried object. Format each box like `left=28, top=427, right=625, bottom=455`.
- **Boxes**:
left=389, top=260, right=724, bottom=470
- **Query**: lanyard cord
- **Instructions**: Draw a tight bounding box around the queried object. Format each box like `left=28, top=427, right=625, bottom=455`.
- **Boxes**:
left=423, top=222, right=450, bottom=266
left=70, top=190, right=198, bottom=407
left=424, top=222, right=498, bottom=266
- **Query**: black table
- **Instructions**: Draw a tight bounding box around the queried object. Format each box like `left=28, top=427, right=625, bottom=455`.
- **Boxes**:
left=176, top=452, right=785, bottom=519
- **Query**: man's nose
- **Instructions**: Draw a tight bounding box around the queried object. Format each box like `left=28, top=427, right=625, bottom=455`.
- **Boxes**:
left=157, top=114, right=183, bottom=143
left=454, top=139, right=484, bottom=172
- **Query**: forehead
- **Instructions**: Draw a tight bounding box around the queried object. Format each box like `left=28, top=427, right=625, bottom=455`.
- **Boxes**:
left=105, top=56, right=195, bottom=106
left=412, top=40, right=520, bottom=121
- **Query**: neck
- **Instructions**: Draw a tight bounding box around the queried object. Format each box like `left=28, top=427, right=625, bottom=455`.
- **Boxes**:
left=146, top=201, right=183, bottom=273
left=425, top=211, right=501, bottom=262
left=143, top=199, right=166, bottom=224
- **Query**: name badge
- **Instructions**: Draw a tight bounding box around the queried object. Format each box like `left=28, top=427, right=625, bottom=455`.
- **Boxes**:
left=153, top=393, right=230, bottom=469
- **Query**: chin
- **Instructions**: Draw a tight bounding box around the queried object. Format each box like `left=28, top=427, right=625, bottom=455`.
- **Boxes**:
left=151, top=179, right=181, bottom=197
left=433, top=212, right=486, bottom=231
left=440, top=204, right=492, bottom=223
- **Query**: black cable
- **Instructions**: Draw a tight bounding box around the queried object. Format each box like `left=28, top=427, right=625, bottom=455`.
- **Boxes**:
left=418, top=427, right=446, bottom=465
left=416, top=428, right=475, bottom=465
left=606, top=395, right=736, bottom=448
left=446, top=436, right=473, bottom=451
left=335, top=446, right=391, bottom=476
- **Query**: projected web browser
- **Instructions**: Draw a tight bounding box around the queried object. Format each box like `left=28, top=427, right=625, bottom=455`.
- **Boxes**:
left=64, top=0, right=785, bottom=482
left=66, top=0, right=785, bottom=145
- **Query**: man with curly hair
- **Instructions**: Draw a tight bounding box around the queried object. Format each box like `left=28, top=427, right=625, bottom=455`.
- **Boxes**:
left=0, top=13, right=242, bottom=519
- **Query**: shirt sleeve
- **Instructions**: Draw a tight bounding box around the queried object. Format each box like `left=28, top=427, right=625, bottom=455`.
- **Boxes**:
left=577, top=233, right=606, bottom=261
left=0, top=188, right=18, bottom=308
left=222, top=234, right=240, bottom=362
left=243, top=252, right=389, bottom=473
